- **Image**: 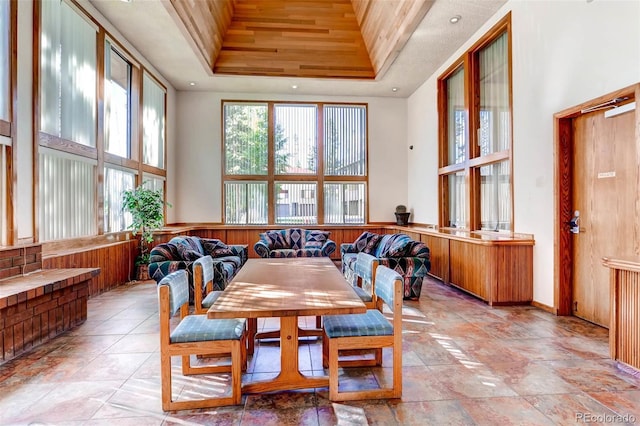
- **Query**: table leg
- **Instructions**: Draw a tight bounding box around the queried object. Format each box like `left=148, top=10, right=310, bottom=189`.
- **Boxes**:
left=242, top=316, right=329, bottom=394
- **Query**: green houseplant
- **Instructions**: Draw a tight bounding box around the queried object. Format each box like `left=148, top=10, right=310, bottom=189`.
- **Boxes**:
left=122, top=183, right=170, bottom=279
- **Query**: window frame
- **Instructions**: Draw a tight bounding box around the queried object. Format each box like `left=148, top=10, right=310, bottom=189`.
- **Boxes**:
left=0, top=0, right=16, bottom=246
left=222, top=100, right=369, bottom=225
left=34, top=0, right=168, bottom=242
left=437, top=13, right=514, bottom=232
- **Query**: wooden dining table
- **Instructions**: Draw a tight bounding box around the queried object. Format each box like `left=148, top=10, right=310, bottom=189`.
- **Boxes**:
left=207, top=257, right=366, bottom=394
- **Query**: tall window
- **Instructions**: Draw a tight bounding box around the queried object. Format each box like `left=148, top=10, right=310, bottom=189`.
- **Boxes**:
left=40, top=0, right=97, bottom=147
left=142, top=72, right=165, bottom=169
left=105, top=41, right=131, bottom=158
left=37, top=1, right=168, bottom=242
left=0, top=0, right=9, bottom=123
left=0, top=0, right=11, bottom=246
left=438, top=14, right=512, bottom=231
left=223, top=101, right=367, bottom=224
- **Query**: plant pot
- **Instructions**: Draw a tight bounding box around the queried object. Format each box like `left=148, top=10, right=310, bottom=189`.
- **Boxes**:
left=135, top=264, right=150, bottom=281
left=395, top=212, right=410, bottom=226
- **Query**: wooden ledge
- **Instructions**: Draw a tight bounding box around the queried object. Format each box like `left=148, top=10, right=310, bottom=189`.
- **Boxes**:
left=0, top=268, right=100, bottom=309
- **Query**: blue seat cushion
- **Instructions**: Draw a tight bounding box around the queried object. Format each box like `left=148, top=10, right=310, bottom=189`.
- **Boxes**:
left=352, top=286, right=372, bottom=302
left=170, top=315, right=246, bottom=343
left=201, top=291, right=223, bottom=309
left=324, top=310, right=392, bottom=338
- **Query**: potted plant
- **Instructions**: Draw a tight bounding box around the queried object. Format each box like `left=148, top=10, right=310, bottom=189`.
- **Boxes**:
left=122, top=183, right=170, bottom=280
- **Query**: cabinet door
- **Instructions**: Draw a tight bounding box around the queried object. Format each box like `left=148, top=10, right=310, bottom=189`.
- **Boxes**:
left=420, top=234, right=449, bottom=283
left=449, top=240, right=488, bottom=300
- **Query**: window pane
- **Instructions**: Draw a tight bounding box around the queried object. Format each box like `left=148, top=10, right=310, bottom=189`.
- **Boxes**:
left=225, top=182, right=267, bottom=225
left=142, top=174, right=164, bottom=194
left=39, top=151, right=96, bottom=241
left=0, top=0, right=9, bottom=122
left=480, top=161, right=511, bottom=231
left=274, top=104, right=316, bottom=174
left=142, top=73, right=165, bottom=168
left=447, top=67, right=465, bottom=165
left=40, top=0, right=97, bottom=146
left=275, top=182, right=317, bottom=225
left=324, top=183, right=365, bottom=224
left=0, top=144, right=7, bottom=245
left=479, top=32, right=510, bottom=155
left=447, top=171, right=466, bottom=228
left=105, top=44, right=131, bottom=158
left=104, top=167, right=134, bottom=233
left=224, top=103, right=268, bottom=175
left=324, top=105, right=366, bottom=176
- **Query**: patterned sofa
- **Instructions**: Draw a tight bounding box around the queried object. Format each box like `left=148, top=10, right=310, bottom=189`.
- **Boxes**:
left=254, top=228, right=336, bottom=258
left=148, top=236, right=247, bottom=303
left=341, top=232, right=430, bottom=300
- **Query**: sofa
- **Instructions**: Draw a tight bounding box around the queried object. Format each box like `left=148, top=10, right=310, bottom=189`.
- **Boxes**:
left=149, top=236, right=247, bottom=303
left=254, top=228, right=336, bottom=258
left=341, top=232, right=430, bottom=300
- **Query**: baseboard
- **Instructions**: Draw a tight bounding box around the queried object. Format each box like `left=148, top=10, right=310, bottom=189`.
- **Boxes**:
left=531, top=300, right=557, bottom=315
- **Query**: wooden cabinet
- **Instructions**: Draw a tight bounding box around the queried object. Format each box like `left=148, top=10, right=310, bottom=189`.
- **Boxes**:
left=389, top=226, right=534, bottom=306
left=602, top=257, right=640, bottom=372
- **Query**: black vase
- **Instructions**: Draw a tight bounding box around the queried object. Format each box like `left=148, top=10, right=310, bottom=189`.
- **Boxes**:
left=395, top=212, right=410, bottom=226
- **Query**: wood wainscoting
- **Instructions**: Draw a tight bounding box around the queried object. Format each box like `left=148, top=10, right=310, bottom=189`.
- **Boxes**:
left=603, top=257, right=640, bottom=373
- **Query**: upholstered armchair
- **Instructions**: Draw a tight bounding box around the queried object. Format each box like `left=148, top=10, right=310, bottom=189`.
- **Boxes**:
left=341, top=232, right=430, bottom=300
left=254, top=228, right=336, bottom=258
left=149, top=235, right=247, bottom=303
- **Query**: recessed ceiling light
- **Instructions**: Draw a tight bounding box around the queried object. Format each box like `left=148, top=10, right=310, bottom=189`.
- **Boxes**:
left=120, top=0, right=132, bottom=3
left=291, top=85, right=298, bottom=89
left=449, top=15, right=461, bottom=24
left=392, top=87, right=398, bottom=92
left=189, top=82, right=196, bottom=86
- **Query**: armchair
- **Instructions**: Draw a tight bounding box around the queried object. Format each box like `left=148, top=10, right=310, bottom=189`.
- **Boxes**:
left=149, top=235, right=247, bottom=303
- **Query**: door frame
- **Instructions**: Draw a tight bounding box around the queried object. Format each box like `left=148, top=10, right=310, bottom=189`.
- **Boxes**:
left=554, top=83, right=640, bottom=315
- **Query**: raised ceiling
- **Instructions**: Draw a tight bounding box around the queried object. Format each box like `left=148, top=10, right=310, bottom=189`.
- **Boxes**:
left=89, top=0, right=507, bottom=97
left=168, top=0, right=433, bottom=80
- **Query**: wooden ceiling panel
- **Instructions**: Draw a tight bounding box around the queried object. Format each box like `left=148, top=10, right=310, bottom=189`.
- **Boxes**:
left=169, top=0, right=236, bottom=70
left=167, top=0, right=434, bottom=80
left=351, top=0, right=435, bottom=77
left=215, top=0, right=374, bottom=79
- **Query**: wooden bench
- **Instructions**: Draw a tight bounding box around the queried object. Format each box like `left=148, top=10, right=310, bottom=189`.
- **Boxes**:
left=0, top=244, right=100, bottom=364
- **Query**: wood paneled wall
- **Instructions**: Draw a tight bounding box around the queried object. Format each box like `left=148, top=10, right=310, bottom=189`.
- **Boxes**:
left=351, top=0, right=433, bottom=77
left=43, top=240, right=136, bottom=296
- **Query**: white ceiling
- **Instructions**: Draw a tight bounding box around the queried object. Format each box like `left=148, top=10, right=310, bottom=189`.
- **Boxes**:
left=89, top=0, right=506, bottom=98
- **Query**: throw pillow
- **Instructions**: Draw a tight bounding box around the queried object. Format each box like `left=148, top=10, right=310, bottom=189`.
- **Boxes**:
left=379, top=234, right=412, bottom=257
left=175, top=243, right=203, bottom=261
left=201, top=238, right=234, bottom=257
left=352, top=231, right=382, bottom=254
left=265, top=230, right=288, bottom=249
left=304, top=230, right=330, bottom=249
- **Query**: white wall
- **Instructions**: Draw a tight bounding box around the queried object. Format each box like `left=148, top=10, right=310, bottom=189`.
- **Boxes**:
left=174, top=92, right=408, bottom=224
left=407, top=0, right=640, bottom=307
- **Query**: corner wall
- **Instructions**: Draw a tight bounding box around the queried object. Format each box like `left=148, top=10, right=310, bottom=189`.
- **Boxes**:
left=407, top=0, right=640, bottom=307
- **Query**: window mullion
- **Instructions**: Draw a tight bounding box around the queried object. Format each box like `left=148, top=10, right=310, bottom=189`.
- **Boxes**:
left=267, top=102, right=275, bottom=224
left=317, top=103, right=324, bottom=224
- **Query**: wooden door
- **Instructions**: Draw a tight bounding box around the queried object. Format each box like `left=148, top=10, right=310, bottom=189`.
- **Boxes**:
left=571, top=106, right=637, bottom=327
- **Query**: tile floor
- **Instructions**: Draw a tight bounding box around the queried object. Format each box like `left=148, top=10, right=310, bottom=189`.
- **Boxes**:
left=1, top=276, right=639, bottom=425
